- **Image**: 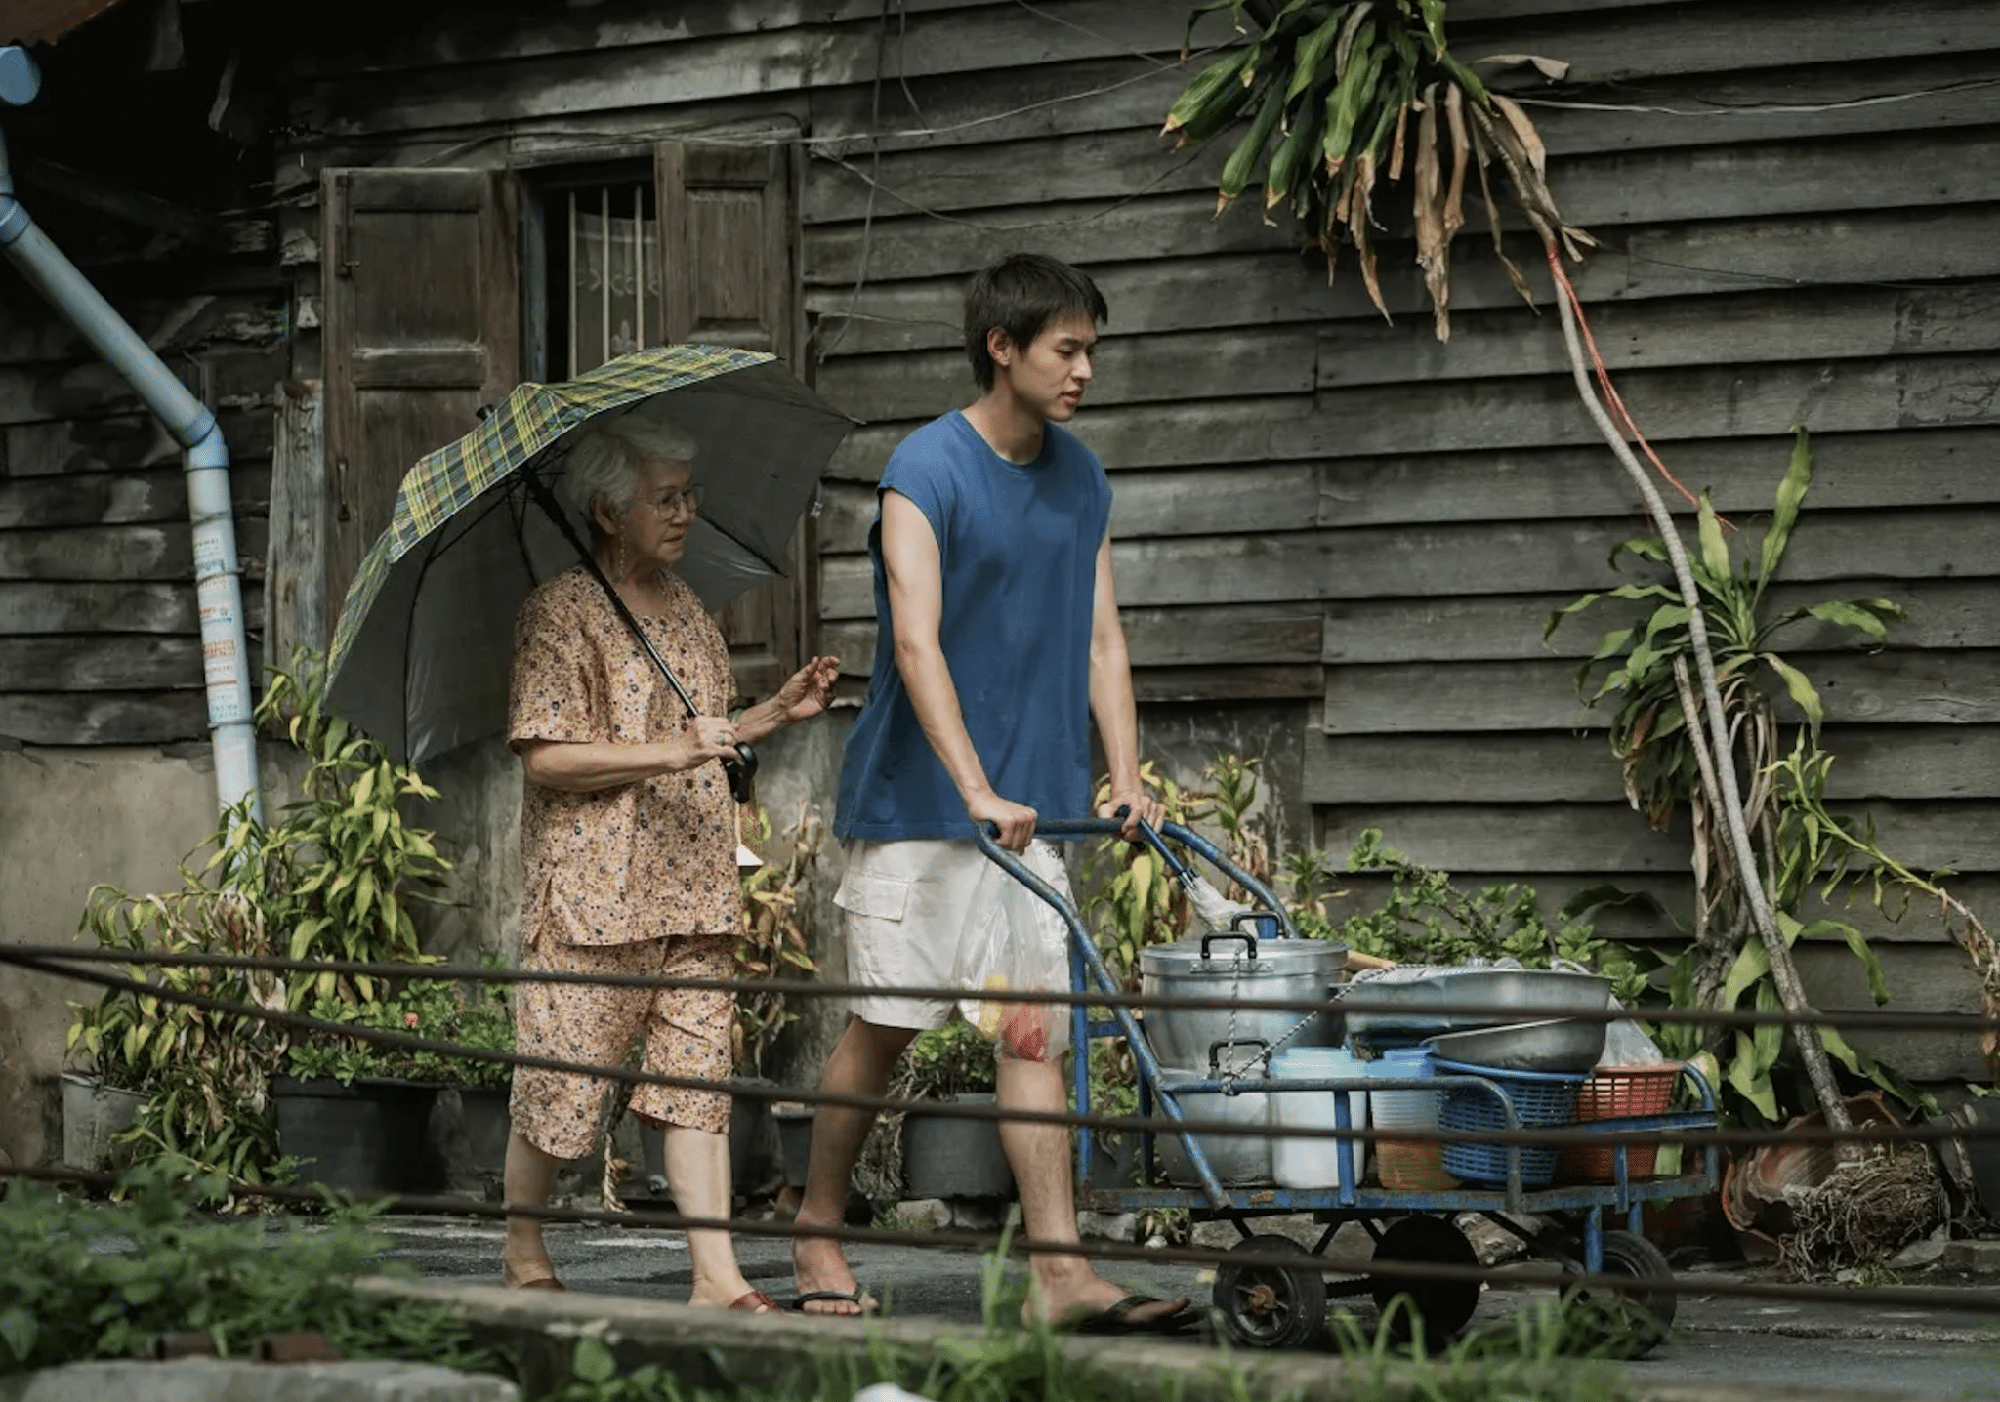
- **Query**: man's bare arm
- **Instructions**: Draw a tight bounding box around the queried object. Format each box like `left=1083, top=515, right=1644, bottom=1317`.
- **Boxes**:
left=1085, top=534, right=1161, bottom=839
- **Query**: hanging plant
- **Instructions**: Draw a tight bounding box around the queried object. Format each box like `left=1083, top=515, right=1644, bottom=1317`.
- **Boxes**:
left=1164, top=0, right=1586, bottom=340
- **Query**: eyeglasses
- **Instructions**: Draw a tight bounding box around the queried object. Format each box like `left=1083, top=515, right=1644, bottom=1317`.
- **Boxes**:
left=641, top=486, right=702, bottom=518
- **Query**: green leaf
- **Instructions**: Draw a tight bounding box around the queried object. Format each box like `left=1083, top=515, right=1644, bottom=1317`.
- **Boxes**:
left=1587, top=626, right=1636, bottom=663
left=0, top=1305, right=38, bottom=1362
left=1696, top=492, right=1730, bottom=579
left=1721, top=941, right=1770, bottom=1009
left=1611, top=536, right=1671, bottom=569
left=1643, top=604, right=1690, bottom=641
left=1828, top=920, right=1891, bottom=1006
left=1804, top=599, right=1898, bottom=644
left=573, top=1337, right=618, bottom=1384
left=1762, top=652, right=1825, bottom=730
left=1757, top=426, right=1814, bottom=595
left=1727, top=1030, right=1779, bottom=1120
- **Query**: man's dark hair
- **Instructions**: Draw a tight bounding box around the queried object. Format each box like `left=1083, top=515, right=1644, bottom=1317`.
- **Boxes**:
left=963, top=253, right=1109, bottom=391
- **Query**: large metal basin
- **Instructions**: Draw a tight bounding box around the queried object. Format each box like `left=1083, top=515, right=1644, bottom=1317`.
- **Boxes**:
left=1423, top=1017, right=1607, bottom=1073
left=1341, top=967, right=1611, bottom=1040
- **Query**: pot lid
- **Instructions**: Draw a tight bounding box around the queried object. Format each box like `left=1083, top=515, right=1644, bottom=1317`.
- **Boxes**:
left=1139, top=929, right=1348, bottom=977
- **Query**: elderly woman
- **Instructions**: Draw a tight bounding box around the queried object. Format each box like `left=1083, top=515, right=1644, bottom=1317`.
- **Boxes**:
left=501, top=417, right=839, bottom=1310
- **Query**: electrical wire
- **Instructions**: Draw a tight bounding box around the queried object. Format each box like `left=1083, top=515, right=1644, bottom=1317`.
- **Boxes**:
left=1513, top=77, right=2000, bottom=119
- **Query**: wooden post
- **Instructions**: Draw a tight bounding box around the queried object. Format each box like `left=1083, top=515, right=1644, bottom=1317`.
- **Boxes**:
left=266, top=378, right=326, bottom=660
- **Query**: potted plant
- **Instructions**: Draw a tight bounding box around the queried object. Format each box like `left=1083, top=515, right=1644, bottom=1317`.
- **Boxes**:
left=64, top=650, right=454, bottom=1188
left=896, top=1019, right=1014, bottom=1202
left=66, top=876, right=290, bottom=1186
left=276, top=977, right=509, bottom=1196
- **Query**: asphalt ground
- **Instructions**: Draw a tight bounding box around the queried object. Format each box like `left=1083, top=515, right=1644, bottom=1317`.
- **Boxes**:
left=373, top=1215, right=2000, bottom=1401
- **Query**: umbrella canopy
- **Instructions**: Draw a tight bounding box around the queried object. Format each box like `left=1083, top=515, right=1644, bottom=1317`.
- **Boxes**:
left=325, top=345, right=855, bottom=763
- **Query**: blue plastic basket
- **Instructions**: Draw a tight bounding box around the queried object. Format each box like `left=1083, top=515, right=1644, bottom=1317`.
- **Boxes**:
left=1431, top=1057, right=1588, bottom=1187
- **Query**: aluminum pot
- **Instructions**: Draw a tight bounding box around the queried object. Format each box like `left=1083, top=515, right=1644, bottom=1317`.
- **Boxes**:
left=1156, top=1041, right=1274, bottom=1187
left=1342, top=967, right=1611, bottom=1041
left=1138, top=923, right=1349, bottom=1071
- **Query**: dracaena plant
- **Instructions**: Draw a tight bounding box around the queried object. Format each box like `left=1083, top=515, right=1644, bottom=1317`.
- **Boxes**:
left=1547, top=430, right=1940, bottom=1123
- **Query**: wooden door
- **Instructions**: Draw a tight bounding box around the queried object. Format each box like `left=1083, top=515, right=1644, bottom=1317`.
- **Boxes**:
left=321, top=168, right=521, bottom=633
left=655, top=140, right=806, bottom=703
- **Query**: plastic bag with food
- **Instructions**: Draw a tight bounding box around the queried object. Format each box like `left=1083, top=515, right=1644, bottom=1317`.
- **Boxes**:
left=953, top=842, right=1074, bottom=1063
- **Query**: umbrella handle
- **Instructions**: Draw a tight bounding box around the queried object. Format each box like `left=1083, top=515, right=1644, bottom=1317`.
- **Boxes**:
left=727, top=743, right=758, bottom=804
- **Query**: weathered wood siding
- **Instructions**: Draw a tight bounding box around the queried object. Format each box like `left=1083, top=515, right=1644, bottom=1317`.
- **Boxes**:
left=275, top=0, right=1999, bottom=1078
left=0, top=30, right=283, bottom=746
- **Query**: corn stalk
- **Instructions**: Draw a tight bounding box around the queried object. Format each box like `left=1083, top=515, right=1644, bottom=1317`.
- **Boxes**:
left=1168, top=0, right=1859, bottom=1138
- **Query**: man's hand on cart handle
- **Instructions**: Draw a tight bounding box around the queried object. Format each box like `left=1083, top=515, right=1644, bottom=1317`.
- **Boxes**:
left=968, top=790, right=1038, bottom=852
left=1101, top=794, right=1164, bottom=842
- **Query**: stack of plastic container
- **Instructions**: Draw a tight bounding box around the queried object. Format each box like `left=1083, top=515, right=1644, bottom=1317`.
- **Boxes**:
left=1363, top=1047, right=1455, bottom=1190
left=1269, top=1046, right=1369, bottom=1189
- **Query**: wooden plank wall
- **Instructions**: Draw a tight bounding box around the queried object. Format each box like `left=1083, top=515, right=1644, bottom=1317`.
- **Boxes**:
left=276, top=0, right=2000, bottom=1079
left=0, top=223, right=284, bottom=747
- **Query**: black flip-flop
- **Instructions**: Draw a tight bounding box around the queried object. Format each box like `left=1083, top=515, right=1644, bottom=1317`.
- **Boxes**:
left=787, top=1288, right=879, bottom=1317
left=1063, top=1295, right=1198, bottom=1337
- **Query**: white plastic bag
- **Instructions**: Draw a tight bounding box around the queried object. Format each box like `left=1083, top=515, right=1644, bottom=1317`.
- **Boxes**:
left=953, top=843, right=1074, bottom=1063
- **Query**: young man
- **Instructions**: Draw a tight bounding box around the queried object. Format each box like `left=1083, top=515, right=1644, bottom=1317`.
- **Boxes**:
left=790, top=254, right=1189, bottom=1333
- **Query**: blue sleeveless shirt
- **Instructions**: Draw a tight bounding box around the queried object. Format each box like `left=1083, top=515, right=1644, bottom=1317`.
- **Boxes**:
left=834, top=411, right=1113, bottom=842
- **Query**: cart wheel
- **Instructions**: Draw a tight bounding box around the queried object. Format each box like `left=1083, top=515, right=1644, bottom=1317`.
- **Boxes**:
left=1212, top=1235, right=1329, bottom=1350
left=1368, top=1216, right=1480, bottom=1344
left=1564, top=1229, right=1678, bottom=1359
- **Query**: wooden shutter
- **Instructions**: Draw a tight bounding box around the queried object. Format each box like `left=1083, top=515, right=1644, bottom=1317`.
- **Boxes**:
left=656, top=140, right=806, bottom=702
left=321, top=168, right=521, bottom=631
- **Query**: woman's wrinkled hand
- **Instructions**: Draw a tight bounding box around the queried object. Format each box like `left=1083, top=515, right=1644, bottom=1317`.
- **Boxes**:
left=669, top=715, right=740, bottom=771
left=773, top=655, right=841, bottom=724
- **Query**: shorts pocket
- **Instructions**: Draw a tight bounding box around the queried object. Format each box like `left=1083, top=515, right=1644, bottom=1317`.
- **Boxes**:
left=835, top=870, right=909, bottom=922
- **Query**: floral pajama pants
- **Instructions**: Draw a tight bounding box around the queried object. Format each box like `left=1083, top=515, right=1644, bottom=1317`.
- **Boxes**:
left=509, top=929, right=736, bottom=1159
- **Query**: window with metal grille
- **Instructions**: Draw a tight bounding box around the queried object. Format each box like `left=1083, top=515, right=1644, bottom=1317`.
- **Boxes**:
left=536, top=175, right=661, bottom=378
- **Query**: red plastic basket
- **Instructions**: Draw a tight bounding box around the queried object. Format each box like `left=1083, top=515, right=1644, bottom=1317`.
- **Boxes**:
left=1558, top=1063, right=1681, bottom=1183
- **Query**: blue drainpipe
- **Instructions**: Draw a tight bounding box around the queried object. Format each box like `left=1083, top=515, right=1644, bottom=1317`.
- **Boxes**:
left=0, top=46, right=262, bottom=823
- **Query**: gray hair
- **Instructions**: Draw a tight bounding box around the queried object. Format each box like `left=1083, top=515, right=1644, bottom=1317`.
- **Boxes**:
left=560, top=417, right=700, bottom=538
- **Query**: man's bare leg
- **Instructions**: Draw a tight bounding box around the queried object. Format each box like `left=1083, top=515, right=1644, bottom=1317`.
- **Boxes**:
left=792, top=1016, right=918, bottom=1315
left=995, top=1056, right=1190, bottom=1329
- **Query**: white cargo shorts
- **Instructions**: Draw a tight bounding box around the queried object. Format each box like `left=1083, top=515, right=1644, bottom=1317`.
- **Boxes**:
left=834, top=838, right=1073, bottom=1031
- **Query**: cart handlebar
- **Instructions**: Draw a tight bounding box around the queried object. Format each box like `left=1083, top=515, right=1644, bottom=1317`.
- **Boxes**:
left=973, top=816, right=1298, bottom=940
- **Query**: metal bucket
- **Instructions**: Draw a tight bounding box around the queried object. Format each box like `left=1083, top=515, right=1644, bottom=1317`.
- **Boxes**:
left=1155, top=1041, right=1274, bottom=1187
left=1139, top=923, right=1348, bottom=1070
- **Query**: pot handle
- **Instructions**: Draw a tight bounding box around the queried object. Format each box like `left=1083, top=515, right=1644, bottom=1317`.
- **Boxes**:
left=1207, top=1038, right=1272, bottom=1073
left=1199, top=931, right=1258, bottom=961
left=1229, top=910, right=1283, bottom=940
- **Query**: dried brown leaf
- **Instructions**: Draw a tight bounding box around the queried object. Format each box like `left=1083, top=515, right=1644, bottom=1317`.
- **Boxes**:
left=1471, top=52, right=1573, bottom=81
left=1388, top=101, right=1411, bottom=183
left=1490, top=92, right=1548, bottom=179
left=1469, top=119, right=1536, bottom=308
left=1443, top=83, right=1470, bottom=239
left=1350, top=149, right=1389, bottom=321
left=1412, top=85, right=1449, bottom=341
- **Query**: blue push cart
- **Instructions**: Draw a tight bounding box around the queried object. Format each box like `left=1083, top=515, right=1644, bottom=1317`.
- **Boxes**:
left=976, top=818, right=1720, bottom=1353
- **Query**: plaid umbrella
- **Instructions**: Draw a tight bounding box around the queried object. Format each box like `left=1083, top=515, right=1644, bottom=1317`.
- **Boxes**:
left=324, top=345, right=855, bottom=763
